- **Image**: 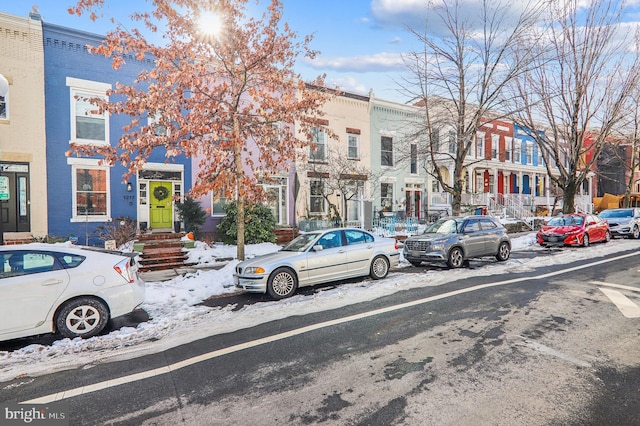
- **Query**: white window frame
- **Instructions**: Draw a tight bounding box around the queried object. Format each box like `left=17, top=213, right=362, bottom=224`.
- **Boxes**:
left=347, top=133, right=359, bottom=159
left=310, top=127, right=327, bottom=162
left=0, top=90, right=8, bottom=121
left=448, top=131, right=456, bottom=154
left=476, top=134, right=484, bottom=159
left=67, top=77, right=111, bottom=145
left=380, top=182, right=394, bottom=212
left=310, top=179, right=326, bottom=215
left=67, top=157, right=111, bottom=222
left=381, top=136, right=393, bottom=167
left=492, top=135, right=499, bottom=159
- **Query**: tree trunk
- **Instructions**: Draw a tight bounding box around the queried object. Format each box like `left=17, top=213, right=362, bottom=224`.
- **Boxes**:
left=562, top=181, right=578, bottom=214
left=234, top=113, right=245, bottom=261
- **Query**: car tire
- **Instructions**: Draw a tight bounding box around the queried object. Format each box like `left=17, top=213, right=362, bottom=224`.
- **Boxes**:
left=582, top=233, right=590, bottom=247
left=604, top=230, right=611, bottom=243
left=55, top=297, right=109, bottom=339
left=633, top=226, right=640, bottom=239
left=409, top=260, right=422, bottom=267
left=267, top=267, right=298, bottom=299
left=495, top=241, right=511, bottom=262
left=447, top=247, right=464, bottom=269
left=370, top=256, right=390, bottom=279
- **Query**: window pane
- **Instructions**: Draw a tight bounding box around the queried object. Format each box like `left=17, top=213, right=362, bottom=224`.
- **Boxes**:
left=76, top=168, right=107, bottom=215
left=0, top=96, right=6, bottom=119
left=75, top=94, right=106, bottom=141
left=348, top=135, right=358, bottom=158
left=381, top=136, right=393, bottom=166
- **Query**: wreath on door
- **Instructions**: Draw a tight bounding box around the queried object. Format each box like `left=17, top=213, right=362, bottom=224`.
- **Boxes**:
left=153, top=186, right=170, bottom=201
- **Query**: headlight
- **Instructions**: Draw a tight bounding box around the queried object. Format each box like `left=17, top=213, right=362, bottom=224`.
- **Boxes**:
left=432, top=240, right=446, bottom=251
left=245, top=266, right=266, bottom=274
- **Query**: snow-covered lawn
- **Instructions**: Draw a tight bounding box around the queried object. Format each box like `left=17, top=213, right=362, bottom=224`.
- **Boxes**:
left=0, top=232, right=637, bottom=382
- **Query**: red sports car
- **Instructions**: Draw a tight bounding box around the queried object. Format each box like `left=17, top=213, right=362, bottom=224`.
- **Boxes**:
left=537, top=213, right=611, bottom=247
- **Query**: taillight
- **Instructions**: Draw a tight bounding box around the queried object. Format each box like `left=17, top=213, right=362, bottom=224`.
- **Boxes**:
left=114, top=258, right=135, bottom=283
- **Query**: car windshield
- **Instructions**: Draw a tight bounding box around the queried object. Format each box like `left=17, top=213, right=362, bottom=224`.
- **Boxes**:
left=547, top=216, right=584, bottom=226
left=423, top=218, right=463, bottom=234
left=281, top=233, right=320, bottom=252
left=600, top=209, right=633, bottom=219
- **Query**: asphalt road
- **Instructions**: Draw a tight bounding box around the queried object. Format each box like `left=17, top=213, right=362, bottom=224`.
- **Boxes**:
left=2, top=249, right=640, bottom=425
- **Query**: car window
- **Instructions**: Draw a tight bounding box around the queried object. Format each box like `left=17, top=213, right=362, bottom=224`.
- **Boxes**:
left=463, top=220, right=481, bottom=233
left=56, top=253, right=86, bottom=268
left=282, top=233, right=320, bottom=252
left=345, top=229, right=366, bottom=245
left=0, top=251, right=59, bottom=278
left=425, top=219, right=462, bottom=234
left=547, top=216, right=583, bottom=226
left=600, top=209, right=632, bottom=218
left=318, top=231, right=344, bottom=249
left=479, top=219, right=498, bottom=230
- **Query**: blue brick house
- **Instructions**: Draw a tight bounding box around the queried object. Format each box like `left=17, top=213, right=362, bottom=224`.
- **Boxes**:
left=43, top=23, right=191, bottom=245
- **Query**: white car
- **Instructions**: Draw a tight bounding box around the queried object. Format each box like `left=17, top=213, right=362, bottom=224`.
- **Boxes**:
left=0, top=243, right=145, bottom=342
left=234, top=228, right=400, bottom=299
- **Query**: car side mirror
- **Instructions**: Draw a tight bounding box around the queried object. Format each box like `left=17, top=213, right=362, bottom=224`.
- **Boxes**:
left=587, top=221, right=595, bottom=226
left=312, top=245, right=323, bottom=252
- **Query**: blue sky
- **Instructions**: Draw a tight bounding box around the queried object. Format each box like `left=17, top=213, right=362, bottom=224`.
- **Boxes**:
left=3, top=1, right=424, bottom=103
left=6, top=1, right=640, bottom=104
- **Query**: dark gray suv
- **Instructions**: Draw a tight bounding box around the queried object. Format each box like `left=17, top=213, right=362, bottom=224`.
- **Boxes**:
left=403, top=215, right=511, bottom=268
left=598, top=208, right=640, bottom=239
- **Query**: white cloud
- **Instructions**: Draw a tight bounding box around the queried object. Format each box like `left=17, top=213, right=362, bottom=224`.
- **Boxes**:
left=305, top=52, right=405, bottom=73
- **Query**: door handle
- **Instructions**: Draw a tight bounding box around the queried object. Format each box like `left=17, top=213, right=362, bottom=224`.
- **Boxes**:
left=42, top=279, right=64, bottom=286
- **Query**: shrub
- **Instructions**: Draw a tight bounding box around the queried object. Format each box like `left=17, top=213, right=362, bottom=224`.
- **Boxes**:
left=217, top=202, right=277, bottom=245
left=92, top=216, right=137, bottom=247
left=175, top=196, right=207, bottom=239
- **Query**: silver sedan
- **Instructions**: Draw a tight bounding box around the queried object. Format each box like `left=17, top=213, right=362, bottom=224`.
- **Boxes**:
left=234, top=228, right=400, bottom=299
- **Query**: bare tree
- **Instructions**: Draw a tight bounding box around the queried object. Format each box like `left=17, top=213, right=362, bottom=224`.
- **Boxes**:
left=301, top=146, right=380, bottom=224
left=400, top=0, right=541, bottom=215
left=512, top=0, right=640, bottom=213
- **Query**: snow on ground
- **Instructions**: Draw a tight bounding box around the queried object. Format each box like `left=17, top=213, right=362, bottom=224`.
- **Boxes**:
left=0, top=232, right=637, bottom=382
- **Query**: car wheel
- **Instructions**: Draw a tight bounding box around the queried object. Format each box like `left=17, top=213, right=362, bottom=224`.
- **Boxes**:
left=495, top=241, right=511, bottom=262
left=582, top=233, right=590, bottom=247
left=370, top=256, right=390, bottom=279
left=447, top=247, right=464, bottom=269
left=409, top=260, right=422, bottom=267
left=604, top=230, right=611, bottom=243
left=633, top=226, right=640, bottom=239
left=267, top=267, right=298, bottom=299
left=55, top=297, right=109, bottom=339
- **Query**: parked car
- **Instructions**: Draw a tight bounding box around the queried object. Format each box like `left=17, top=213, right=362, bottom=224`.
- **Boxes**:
left=598, top=208, right=640, bottom=239
left=537, top=213, right=611, bottom=247
left=234, top=228, right=400, bottom=299
left=403, top=215, right=511, bottom=269
left=0, top=244, right=144, bottom=342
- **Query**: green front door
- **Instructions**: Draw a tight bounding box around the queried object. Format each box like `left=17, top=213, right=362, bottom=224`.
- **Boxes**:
left=149, top=181, right=173, bottom=229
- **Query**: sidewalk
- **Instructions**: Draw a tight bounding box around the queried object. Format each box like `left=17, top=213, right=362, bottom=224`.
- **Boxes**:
left=138, top=261, right=229, bottom=282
